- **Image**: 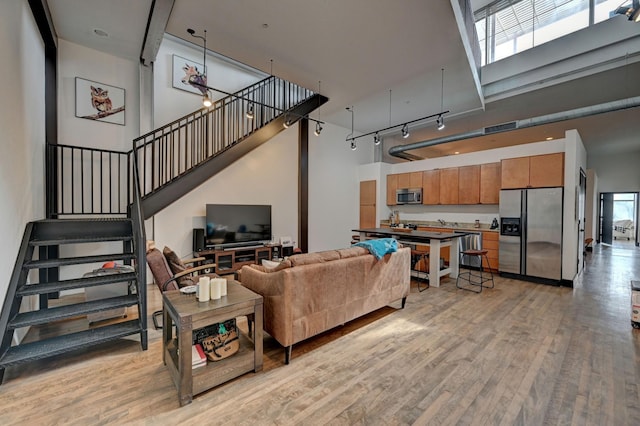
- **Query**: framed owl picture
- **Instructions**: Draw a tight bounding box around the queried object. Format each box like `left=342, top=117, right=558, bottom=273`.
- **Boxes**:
left=75, top=77, right=125, bottom=125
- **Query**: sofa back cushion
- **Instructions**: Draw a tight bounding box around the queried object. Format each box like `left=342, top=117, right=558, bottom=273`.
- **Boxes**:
left=337, top=246, right=369, bottom=259
left=289, top=250, right=340, bottom=267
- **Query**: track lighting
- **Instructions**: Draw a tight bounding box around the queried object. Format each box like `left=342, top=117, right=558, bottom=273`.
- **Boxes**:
left=283, top=119, right=290, bottom=129
left=437, top=115, right=445, bottom=130
left=314, top=121, right=323, bottom=136
left=246, top=103, right=254, bottom=119
left=401, top=123, right=409, bottom=138
left=350, top=141, right=357, bottom=151
left=202, top=93, right=212, bottom=108
left=374, top=132, right=381, bottom=145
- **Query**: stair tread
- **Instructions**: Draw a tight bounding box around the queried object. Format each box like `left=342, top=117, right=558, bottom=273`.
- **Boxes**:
left=17, top=272, right=137, bottom=296
left=0, top=321, right=141, bottom=367
left=24, top=253, right=136, bottom=269
left=30, top=235, right=134, bottom=246
left=9, top=295, right=139, bottom=329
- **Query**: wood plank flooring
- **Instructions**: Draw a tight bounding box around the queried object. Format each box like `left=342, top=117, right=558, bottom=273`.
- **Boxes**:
left=1, top=244, right=639, bottom=425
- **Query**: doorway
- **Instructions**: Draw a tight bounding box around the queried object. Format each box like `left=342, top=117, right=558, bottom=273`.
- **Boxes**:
left=598, top=192, right=638, bottom=247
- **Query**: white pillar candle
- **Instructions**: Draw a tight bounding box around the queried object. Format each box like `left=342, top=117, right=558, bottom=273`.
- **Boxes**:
left=198, top=277, right=210, bottom=302
left=220, top=278, right=227, bottom=296
left=210, top=278, right=221, bottom=300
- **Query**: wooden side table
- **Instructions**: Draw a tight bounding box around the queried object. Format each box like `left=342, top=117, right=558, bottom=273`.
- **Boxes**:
left=162, top=280, right=263, bottom=406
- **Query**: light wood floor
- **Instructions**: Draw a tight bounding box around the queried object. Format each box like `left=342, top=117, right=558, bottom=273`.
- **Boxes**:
left=1, top=244, right=639, bottom=425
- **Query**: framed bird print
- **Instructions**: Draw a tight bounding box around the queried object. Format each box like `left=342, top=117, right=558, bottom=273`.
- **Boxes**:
left=172, top=54, right=208, bottom=95
left=75, top=77, right=125, bottom=125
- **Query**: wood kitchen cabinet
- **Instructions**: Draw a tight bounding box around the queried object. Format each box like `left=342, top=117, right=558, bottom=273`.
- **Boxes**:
left=480, top=162, right=501, bottom=204
left=359, top=180, right=376, bottom=228
left=397, top=172, right=423, bottom=189
left=439, top=167, right=459, bottom=205
left=501, top=153, right=564, bottom=189
left=482, top=231, right=499, bottom=272
left=386, top=174, right=398, bottom=206
left=458, top=165, right=480, bottom=204
left=422, top=170, right=440, bottom=205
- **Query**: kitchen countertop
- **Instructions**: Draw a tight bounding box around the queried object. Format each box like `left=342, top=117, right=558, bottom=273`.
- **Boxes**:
left=379, top=220, right=500, bottom=232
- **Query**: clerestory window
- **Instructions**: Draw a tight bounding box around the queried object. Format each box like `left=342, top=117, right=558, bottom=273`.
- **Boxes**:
left=475, top=0, right=627, bottom=65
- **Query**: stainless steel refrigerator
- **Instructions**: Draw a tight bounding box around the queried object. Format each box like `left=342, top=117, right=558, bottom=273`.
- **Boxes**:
left=499, top=188, right=563, bottom=281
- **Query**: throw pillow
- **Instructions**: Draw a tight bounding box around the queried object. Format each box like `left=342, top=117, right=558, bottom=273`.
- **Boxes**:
left=163, top=246, right=192, bottom=286
left=354, top=238, right=398, bottom=260
left=261, top=259, right=291, bottom=272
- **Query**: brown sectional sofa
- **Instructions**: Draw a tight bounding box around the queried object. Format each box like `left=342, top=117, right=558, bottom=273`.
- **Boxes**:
left=240, top=245, right=411, bottom=363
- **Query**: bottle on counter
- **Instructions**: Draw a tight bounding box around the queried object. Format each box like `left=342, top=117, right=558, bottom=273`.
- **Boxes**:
left=474, top=219, right=480, bottom=228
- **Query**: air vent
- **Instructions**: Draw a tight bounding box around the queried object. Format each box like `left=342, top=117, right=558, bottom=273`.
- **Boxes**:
left=484, top=122, right=517, bottom=134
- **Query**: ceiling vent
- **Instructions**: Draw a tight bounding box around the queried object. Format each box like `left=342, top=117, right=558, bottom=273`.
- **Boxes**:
left=484, top=122, right=517, bottom=134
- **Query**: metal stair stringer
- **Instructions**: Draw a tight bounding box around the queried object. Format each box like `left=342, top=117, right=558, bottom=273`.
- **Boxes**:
left=141, top=93, right=328, bottom=218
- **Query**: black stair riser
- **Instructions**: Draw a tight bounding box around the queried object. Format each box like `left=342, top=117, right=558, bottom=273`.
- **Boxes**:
left=0, top=320, right=141, bottom=368
left=32, top=219, right=133, bottom=241
left=24, top=253, right=135, bottom=269
left=30, top=235, right=133, bottom=246
left=9, top=295, right=139, bottom=329
left=17, top=272, right=137, bottom=296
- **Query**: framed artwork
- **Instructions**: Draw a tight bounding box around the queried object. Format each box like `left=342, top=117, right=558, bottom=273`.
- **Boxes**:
left=75, top=77, right=125, bottom=125
left=172, top=54, right=208, bottom=95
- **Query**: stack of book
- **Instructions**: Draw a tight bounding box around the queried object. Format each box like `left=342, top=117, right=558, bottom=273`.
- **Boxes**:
left=192, top=343, right=207, bottom=369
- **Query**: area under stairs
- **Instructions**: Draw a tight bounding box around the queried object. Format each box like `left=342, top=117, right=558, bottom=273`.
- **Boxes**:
left=0, top=218, right=147, bottom=383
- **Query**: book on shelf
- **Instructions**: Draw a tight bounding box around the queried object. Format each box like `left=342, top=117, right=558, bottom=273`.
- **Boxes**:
left=192, top=343, right=207, bottom=369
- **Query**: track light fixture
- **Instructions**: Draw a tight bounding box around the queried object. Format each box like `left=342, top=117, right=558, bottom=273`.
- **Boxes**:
left=374, top=132, right=381, bottom=145
left=437, top=115, right=445, bottom=130
left=283, top=115, right=291, bottom=128
left=351, top=141, right=357, bottom=151
left=401, top=123, right=410, bottom=138
left=246, top=103, right=254, bottom=119
left=314, top=121, right=323, bottom=136
left=187, top=28, right=210, bottom=108
left=202, top=92, right=212, bottom=108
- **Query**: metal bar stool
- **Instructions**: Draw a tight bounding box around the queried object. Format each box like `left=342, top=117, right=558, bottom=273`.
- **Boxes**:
left=456, top=249, right=494, bottom=293
left=411, top=249, right=429, bottom=292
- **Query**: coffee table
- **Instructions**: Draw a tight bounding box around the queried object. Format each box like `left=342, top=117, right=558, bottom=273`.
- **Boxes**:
left=162, top=280, right=263, bottom=406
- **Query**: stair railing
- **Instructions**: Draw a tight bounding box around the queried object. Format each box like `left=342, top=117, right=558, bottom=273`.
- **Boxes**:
left=128, top=152, right=147, bottom=348
left=132, top=76, right=315, bottom=199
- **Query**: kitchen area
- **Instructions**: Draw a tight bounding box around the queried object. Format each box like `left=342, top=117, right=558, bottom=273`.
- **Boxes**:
left=360, top=147, right=579, bottom=287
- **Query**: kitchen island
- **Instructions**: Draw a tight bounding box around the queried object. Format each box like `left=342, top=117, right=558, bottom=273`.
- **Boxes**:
left=353, top=228, right=470, bottom=288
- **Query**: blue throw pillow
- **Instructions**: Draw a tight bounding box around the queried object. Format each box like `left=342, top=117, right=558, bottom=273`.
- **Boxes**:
left=354, top=238, right=398, bottom=260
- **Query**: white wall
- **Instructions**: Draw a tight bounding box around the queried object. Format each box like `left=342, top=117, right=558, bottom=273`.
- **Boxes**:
left=0, top=0, right=45, bottom=335
left=585, top=169, right=598, bottom=241
left=58, top=39, right=140, bottom=151
left=587, top=150, right=640, bottom=193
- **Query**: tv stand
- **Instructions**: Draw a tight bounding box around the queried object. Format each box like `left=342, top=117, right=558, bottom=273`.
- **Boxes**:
left=195, top=244, right=282, bottom=275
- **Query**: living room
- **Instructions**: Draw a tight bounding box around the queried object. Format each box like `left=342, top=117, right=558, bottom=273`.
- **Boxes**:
left=2, top=0, right=640, bottom=424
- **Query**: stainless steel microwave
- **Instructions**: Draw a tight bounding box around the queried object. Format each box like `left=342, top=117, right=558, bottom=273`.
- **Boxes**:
left=396, top=188, right=422, bottom=204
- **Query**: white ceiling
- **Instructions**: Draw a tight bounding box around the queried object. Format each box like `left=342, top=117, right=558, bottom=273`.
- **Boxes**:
left=46, top=0, right=640, bottom=161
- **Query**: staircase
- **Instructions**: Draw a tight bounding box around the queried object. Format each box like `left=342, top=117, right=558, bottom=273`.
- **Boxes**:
left=0, top=75, right=324, bottom=383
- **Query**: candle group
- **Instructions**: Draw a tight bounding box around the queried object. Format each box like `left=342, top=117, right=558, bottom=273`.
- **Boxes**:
left=197, top=277, right=228, bottom=302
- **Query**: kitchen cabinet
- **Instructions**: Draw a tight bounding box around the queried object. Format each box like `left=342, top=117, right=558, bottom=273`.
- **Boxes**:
left=482, top=231, right=499, bottom=271
left=439, top=167, right=459, bottom=205
left=386, top=174, right=398, bottom=206
left=480, top=162, right=501, bottom=204
left=397, top=172, right=423, bottom=189
left=458, top=165, right=480, bottom=204
left=422, top=170, right=440, bottom=205
left=359, top=180, right=376, bottom=228
left=501, top=153, right=564, bottom=189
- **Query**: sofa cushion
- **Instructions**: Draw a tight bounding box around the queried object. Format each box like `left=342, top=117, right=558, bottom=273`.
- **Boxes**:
left=354, top=238, right=398, bottom=260
left=261, top=259, right=292, bottom=272
left=163, top=246, right=194, bottom=286
left=289, top=250, right=340, bottom=267
left=337, top=246, right=369, bottom=259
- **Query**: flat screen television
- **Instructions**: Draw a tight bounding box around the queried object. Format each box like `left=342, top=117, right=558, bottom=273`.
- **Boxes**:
left=205, top=204, right=272, bottom=248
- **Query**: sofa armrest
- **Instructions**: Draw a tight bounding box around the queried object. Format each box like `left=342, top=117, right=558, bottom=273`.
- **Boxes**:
left=239, top=266, right=293, bottom=347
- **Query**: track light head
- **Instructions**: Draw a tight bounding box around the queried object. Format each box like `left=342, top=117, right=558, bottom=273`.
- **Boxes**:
left=437, top=115, right=445, bottom=130
left=374, top=132, right=381, bottom=145
left=246, top=103, right=254, bottom=119
left=283, top=114, right=291, bottom=128
left=350, top=141, right=357, bottom=151
left=187, top=28, right=195, bottom=35
left=202, top=93, right=212, bottom=108
left=314, top=122, right=323, bottom=136
left=401, top=123, right=409, bottom=138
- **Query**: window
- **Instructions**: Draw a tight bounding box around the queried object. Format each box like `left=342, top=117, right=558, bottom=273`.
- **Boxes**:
left=475, top=0, right=624, bottom=65
left=613, top=193, right=636, bottom=222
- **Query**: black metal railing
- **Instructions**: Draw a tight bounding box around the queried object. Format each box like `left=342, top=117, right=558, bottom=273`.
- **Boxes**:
left=132, top=76, right=314, bottom=199
left=47, top=143, right=130, bottom=217
left=129, top=152, right=147, bottom=347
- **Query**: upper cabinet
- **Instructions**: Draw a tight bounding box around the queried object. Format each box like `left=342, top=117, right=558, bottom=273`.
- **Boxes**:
left=386, top=174, right=398, bottom=206
left=480, top=162, right=501, bottom=204
left=422, top=170, right=440, bottom=205
left=439, top=167, right=459, bottom=205
left=501, top=153, right=564, bottom=189
left=458, top=165, right=480, bottom=204
left=397, top=172, right=423, bottom=189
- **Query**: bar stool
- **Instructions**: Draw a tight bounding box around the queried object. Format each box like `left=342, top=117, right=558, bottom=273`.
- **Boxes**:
left=411, top=249, right=429, bottom=292
left=456, top=249, right=494, bottom=293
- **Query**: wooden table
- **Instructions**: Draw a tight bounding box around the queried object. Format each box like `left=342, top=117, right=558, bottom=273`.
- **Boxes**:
left=353, top=228, right=470, bottom=288
left=162, top=280, right=263, bottom=406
